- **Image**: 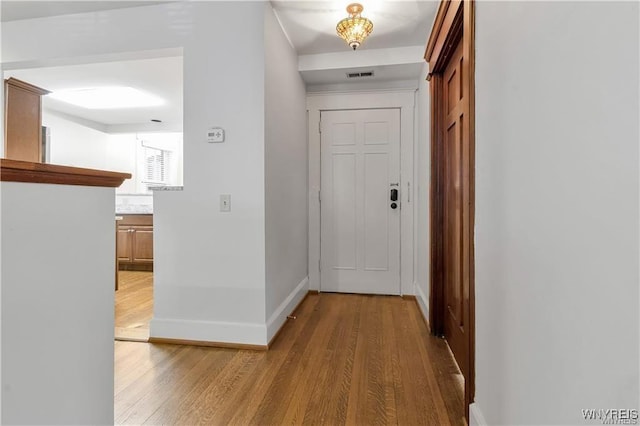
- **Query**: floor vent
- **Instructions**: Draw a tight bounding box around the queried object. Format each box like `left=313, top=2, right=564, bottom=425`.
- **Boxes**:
left=346, top=71, right=375, bottom=78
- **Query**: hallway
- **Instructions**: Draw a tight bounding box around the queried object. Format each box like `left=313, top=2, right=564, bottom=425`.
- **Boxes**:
left=115, top=293, right=465, bottom=425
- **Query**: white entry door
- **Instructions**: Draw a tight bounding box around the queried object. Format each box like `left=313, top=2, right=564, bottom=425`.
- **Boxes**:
left=320, top=108, right=401, bottom=295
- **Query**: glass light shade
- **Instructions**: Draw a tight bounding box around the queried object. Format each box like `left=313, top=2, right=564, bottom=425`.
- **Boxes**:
left=336, top=3, right=373, bottom=50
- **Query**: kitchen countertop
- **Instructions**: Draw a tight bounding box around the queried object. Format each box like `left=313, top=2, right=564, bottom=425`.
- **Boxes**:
left=115, top=205, right=153, bottom=215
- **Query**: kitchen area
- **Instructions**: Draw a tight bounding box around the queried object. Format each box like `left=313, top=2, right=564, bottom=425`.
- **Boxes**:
left=4, top=55, right=184, bottom=342
left=115, top=199, right=155, bottom=341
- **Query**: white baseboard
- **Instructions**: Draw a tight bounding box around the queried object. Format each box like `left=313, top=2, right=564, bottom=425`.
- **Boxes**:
left=469, top=402, right=488, bottom=426
left=149, top=317, right=268, bottom=346
left=266, top=276, right=309, bottom=342
left=149, top=277, right=309, bottom=347
left=414, top=281, right=430, bottom=329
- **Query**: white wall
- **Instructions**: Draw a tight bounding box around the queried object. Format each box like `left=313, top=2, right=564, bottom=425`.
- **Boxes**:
left=41, top=112, right=182, bottom=199
left=263, top=4, right=308, bottom=341
left=414, top=62, right=430, bottom=319
left=2, top=2, right=270, bottom=345
left=43, top=110, right=110, bottom=170
left=107, top=133, right=138, bottom=194
left=1, top=182, right=115, bottom=424
left=474, top=2, right=639, bottom=424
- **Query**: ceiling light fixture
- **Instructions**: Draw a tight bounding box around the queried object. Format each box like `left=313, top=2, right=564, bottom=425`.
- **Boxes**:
left=336, top=3, right=373, bottom=51
left=49, top=87, right=164, bottom=109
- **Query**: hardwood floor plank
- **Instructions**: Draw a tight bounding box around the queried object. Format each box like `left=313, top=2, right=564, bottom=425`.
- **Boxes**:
left=115, top=343, right=180, bottom=395
left=142, top=349, right=238, bottom=425
left=278, top=295, right=356, bottom=425
left=116, top=345, right=207, bottom=421
left=403, top=299, right=454, bottom=425
left=174, top=350, right=262, bottom=425
left=220, top=294, right=321, bottom=426
left=116, top=345, right=213, bottom=424
left=247, top=295, right=339, bottom=425
left=115, top=271, right=153, bottom=341
left=114, top=293, right=465, bottom=426
left=301, top=294, right=361, bottom=425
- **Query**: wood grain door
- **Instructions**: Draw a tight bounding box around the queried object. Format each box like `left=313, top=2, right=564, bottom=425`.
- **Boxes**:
left=132, top=227, right=154, bottom=263
left=426, top=0, right=476, bottom=418
left=117, top=228, right=132, bottom=262
left=442, top=40, right=469, bottom=376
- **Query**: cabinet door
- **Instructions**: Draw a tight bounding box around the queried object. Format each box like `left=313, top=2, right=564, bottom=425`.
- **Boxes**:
left=5, top=78, right=48, bottom=163
left=132, top=226, right=153, bottom=263
left=117, top=227, right=132, bottom=261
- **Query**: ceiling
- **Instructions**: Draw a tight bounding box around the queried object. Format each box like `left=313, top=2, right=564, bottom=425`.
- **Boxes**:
left=1, top=1, right=437, bottom=127
left=2, top=1, right=437, bottom=55
left=272, top=1, right=437, bottom=55
left=0, top=1, right=170, bottom=22
left=4, top=57, right=183, bottom=128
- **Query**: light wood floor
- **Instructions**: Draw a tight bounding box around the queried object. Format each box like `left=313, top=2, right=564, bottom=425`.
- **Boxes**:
left=115, top=293, right=465, bottom=425
left=115, top=271, right=153, bottom=341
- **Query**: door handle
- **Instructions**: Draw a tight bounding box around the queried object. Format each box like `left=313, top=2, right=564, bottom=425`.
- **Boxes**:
left=390, top=189, right=398, bottom=202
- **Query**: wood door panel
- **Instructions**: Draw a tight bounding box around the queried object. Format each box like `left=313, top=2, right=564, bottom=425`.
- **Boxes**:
left=443, top=39, right=468, bottom=377
left=4, top=78, right=50, bottom=164
left=132, top=227, right=153, bottom=263
left=117, top=228, right=131, bottom=262
left=5, top=86, right=42, bottom=162
left=426, top=0, right=475, bottom=417
left=446, top=70, right=459, bottom=114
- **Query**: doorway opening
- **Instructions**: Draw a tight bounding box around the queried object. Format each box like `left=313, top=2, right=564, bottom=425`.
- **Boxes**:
left=425, top=0, right=476, bottom=420
left=2, top=53, right=184, bottom=343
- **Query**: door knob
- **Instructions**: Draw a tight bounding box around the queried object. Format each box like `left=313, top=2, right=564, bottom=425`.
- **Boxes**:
left=391, top=202, right=398, bottom=209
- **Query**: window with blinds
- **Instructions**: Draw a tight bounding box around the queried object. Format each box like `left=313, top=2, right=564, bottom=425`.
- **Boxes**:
left=141, top=143, right=171, bottom=191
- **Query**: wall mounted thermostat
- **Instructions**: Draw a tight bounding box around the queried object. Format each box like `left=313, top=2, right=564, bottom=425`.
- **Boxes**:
left=207, top=127, right=225, bottom=143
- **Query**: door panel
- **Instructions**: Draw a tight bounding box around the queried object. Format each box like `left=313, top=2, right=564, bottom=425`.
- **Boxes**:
left=364, top=153, right=390, bottom=271
left=332, top=153, right=357, bottom=270
left=132, top=227, right=154, bottom=263
left=117, top=228, right=131, bottom=262
left=320, top=109, right=401, bottom=295
left=443, top=40, right=468, bottom=376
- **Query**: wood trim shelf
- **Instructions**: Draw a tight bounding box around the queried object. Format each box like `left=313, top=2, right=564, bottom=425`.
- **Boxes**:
left=1, top=159, right=131, bottom=188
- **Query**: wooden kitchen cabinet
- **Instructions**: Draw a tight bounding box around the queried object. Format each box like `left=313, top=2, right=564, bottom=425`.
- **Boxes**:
left=4, top=78, right=50, bottom=163
left=117, top=214, right=153, bottom=271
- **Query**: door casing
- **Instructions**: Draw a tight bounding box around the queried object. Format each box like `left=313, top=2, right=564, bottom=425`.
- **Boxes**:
left=425, top=0, right=476, bottom=420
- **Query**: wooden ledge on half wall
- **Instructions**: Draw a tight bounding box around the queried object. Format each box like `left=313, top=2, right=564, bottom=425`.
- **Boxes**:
left=0, top=158, right=131, bottom=188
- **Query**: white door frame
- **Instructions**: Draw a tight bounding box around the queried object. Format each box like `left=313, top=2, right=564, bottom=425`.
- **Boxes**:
left=307, top=90, right=416, bottom=295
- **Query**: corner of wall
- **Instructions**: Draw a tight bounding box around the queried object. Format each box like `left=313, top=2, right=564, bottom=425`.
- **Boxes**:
left=414, top=281, right=430, bottom=329
left=266, top=276, right=309, bottom=343
left=469, top=402, right=488, bottom=426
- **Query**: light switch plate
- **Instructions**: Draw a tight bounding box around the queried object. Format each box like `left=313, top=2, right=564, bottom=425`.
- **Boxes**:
left=207, top=127, right=225, bottom=143
left=220, top=194, right=231, bottom=212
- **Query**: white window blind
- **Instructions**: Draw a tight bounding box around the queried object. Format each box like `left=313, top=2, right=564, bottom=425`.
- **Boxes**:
left=140, top=142, right=172, bottom=191
left=144, top=146, right=165, bottom=183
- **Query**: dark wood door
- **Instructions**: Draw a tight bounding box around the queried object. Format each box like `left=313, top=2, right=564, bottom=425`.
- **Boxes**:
left=442, top=39, right=469, bottom=379
left=132, top=227, right=154, bottom=263
left=117, top=227, right=132, bottom=262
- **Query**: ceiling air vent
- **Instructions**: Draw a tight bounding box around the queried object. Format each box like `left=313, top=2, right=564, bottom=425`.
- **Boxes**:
left=346, top=71, right=375, bottom=79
